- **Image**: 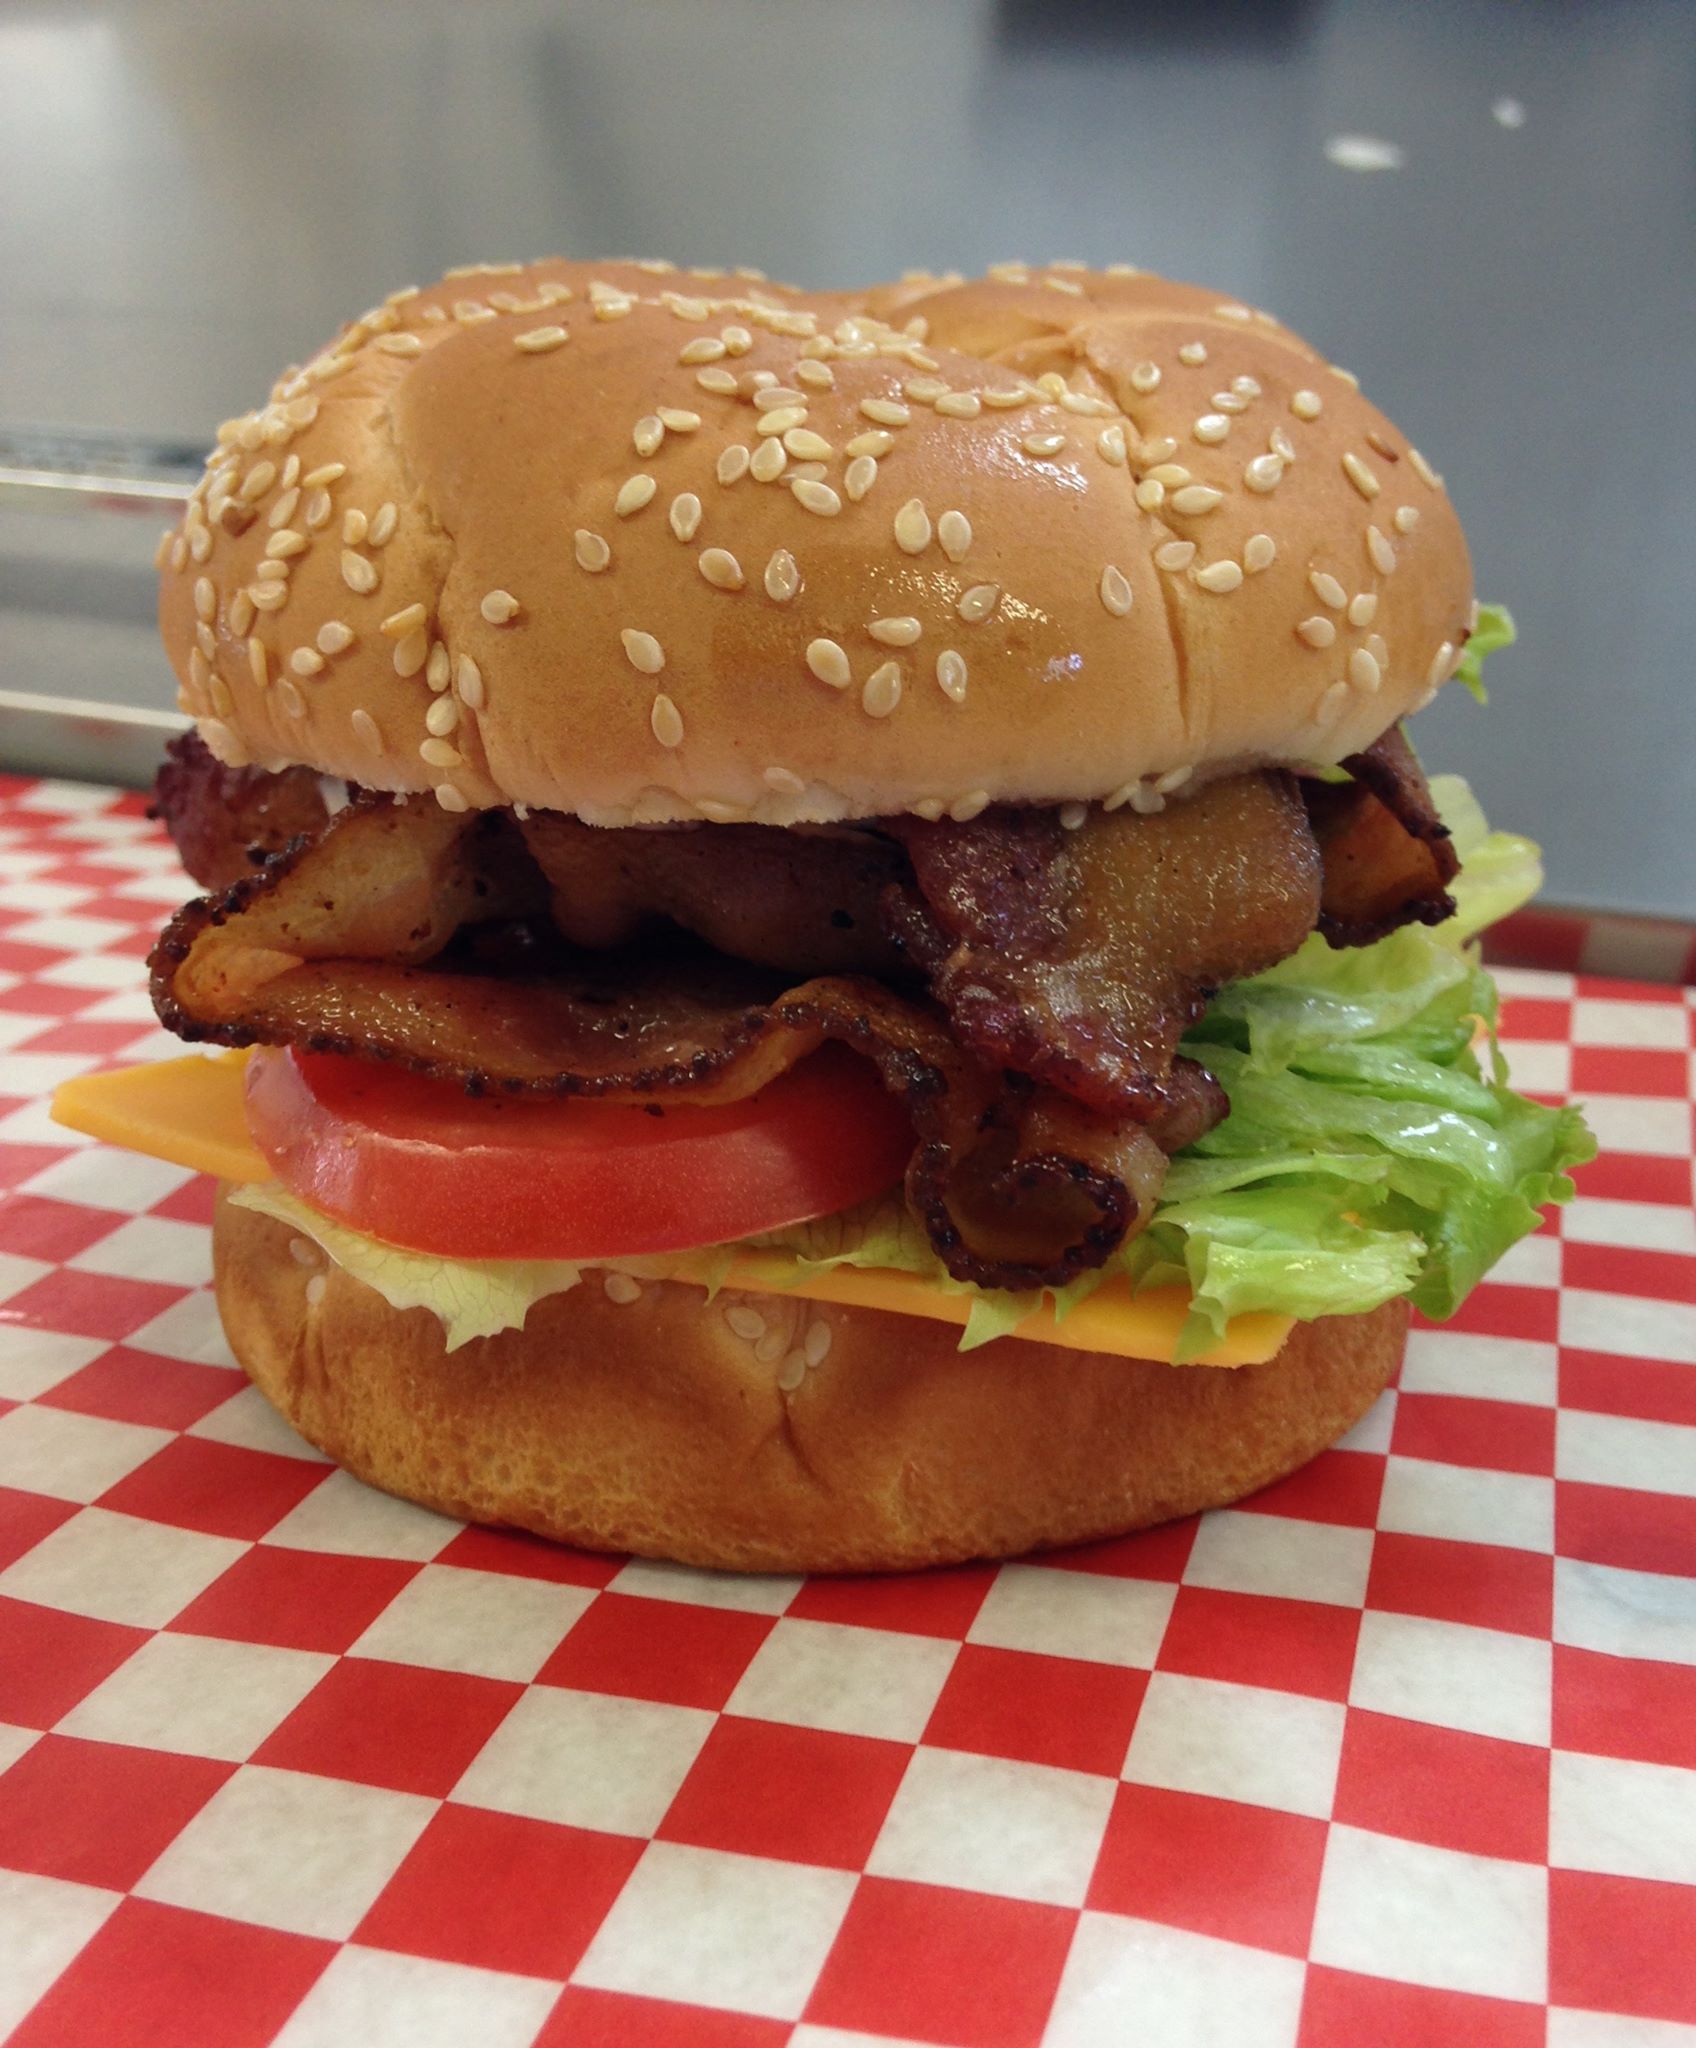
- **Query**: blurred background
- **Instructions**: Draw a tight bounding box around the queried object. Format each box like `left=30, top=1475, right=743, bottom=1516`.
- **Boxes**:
left=2, top=0, right=1692, bottom=930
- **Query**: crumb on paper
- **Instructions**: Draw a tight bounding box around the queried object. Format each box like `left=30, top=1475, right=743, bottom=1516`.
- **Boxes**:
left=1324, top=134, right=1406, bottom=172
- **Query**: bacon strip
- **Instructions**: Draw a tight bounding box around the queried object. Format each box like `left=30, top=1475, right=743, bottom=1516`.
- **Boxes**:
left=1307, top=726, right=1458, bottom=946
left=150, top=797, right=1165, bottom=1291
left=153, top=731, right=335, bottom=892
left=883, top=774, right=1323, bottom=1124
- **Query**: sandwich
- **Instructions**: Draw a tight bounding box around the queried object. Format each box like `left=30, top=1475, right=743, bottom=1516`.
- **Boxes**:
left=53, top=257, right=1592, bottom=1570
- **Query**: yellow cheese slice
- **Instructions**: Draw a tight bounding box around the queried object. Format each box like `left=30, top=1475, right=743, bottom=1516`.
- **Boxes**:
left=52, top=1051, right=1292, bottom=1366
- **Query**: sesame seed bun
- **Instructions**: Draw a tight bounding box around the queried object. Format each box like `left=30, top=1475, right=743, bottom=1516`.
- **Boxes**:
left=215, top=1187, right=1405, bottom=1572
left=160, top=258, right=1472, bottom=827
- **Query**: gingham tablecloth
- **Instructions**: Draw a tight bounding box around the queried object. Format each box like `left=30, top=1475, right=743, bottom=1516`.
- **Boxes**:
left=0, top=773, right=1692, bottom=2048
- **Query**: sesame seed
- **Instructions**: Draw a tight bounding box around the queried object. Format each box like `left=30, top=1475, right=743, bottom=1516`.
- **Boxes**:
left=868, top=616, right=921, bottom=646
left=904, top=376, right=949, bottom=404
left=248, top=582, right=288, bottom=611
left=274, top=679, right=305, bottom=720
left=424, top=642, right=450, bottom=691
left=426, top=694, right=460, bottom=736
left=1427, top=640, right=1454, bottom=686
left=1349, top=648, right=1382, bottom=693
left=229, top=591, right=256, bottom=636
left=369, top=503, right=398, bottom=546
left=289, top=646, right=324, bottom=677
left=393, top=630, right=429, bottom=677
left=1146, top=463, right=1191, bottom=486
left=1141, top=436, right=1179, bottom=464
left=1129, top=361, right=1161, bottom=393
left=255, top=562, right=291, bottom=586
left=1195, top=558, right=1244, bottom=593
left=1365, top=429, right=1398, bottom=460
left=1171, top=484, right=1224, bottom=515
left=932, top=648, right=968, bottom=704
left=1349, top=592, right=1379, bottom=627
left=477, top=589, right=519, bottom=628
left=1367, top=526, right=1398, bottom=574
left=351, top=707, right=381, bottom=750
left=1315, top=680, right=1350, bottom=724
left=1216, top=302, right=1253, bottom=322
left=168, top=535, right=189, bottom=571
left=343, top=509, right=368, bottom=546
left=247, top=638, right=268, bottom=689
left=435, top=782, right=469, bottom=812
left=934, top=391, right=981, bottom=419
left=755, top=408, right=807, bottom=438
left=1097, top=424, right=1128, bottom=465
left=420, top=737, right=462, bottom=768
left=783, top=428, right=833, bottom=460
left=1342, top=451, right=1381, bottom=499
left=193, top=577, right=216, bottom=621
left=1156, top=765, right=1194, bottom=794
left=859, top=398, right=910, bottom=427
left=1059, top=800, right=1088, bottom=830
left=195, top=620, right=217, bottom=661
left=1134, top=479, right=1165, bottom=511
left=722, top=324, right=753, bottom=355
left=1297, top=616, right=1337, bottom=648
left=1408, top=447, right=1441, bottom=489
left=1269, top=426, right=1296, bottom=462
left=1244, top=454, right=1284, bottom=493
left=750, top=438, right=788, bottom=483
left=843, top=454, right=878, bottom=502
left=575, top=528, right=613, bottom=572
left=764, top=765, right=806, bottom=794
left=698, top=546, right=745, bottom=590
left=238, top=461, right=277, bottom=504
left=644, top=693, right=682, bottom=749
left=268, top=486, right=300, bottom=530
left=894, top=498, right=932, bottom=554
left=763, top=550, right=800, bottom=603
left=1393, top=504, right=1420, bottom=534
left=911, top=798, right=947, bottom=822
left=265, top=529, right=306, bottom=559
left=791, top=478, right=841, bottom=516
left=593, top=296, right=634, bottom=321
left=615, top=474, right=657, bottom=517
left=949, top=790, right=991, bottom=823
left=1213, top=391, right=1248, bottom=415
left=795, top=360, right=834, bottom=390
left=956, top=582, right=1000, bottom=623
left=1367, top=630, right=1388, bottom=669
left=514, top=325, right=568, bottom=353
left=455, top=654, right=485, bottom=709
left=659, top=407, right=701, bottom=433
left=340, top=551, right=378, bottom=594
left=680, top=336, right=726, bottom=368
left=1177, top=342, right=1208, bottom=366
left=303, top=490, right=332, bottom=531
left=1089, top=563, right=1132, bottom=617
left=633, top=415, right=665, bottom=457
left=862, top=661, right=902, bottom=717
left=376, top=332, right=424, bottom=356
left=806, top=638, right=851, bottom=688
left=380, top=601, right=427, bottom=639
left=845, top=430, right=894, bottom=460
left=1061, top=390, right=1115, bottom=418
left=1243, top=533, right=1276, bottom=573
left=696, top=366, right=739, bottom=395
left=620, top=628, right=665, bottom=675
left=1291, top=389, right=1322, bottom=420
left=303, top=462, right=346, bottom=488
left=717, top=445, right=751, bottom=486
left=1233, top=375, right=1262, bottom=399
left=1022, top=432, right=1066, bottom=457
left=1153, top=540, right=1196, bottom=572
left=1193, top=414, right=1230, bottom=444
left=1309, top=570, right=1347, bottom=609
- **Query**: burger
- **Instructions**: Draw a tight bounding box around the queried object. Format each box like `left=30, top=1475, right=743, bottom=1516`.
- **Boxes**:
left=54, top=257, right=1591, bottom=1571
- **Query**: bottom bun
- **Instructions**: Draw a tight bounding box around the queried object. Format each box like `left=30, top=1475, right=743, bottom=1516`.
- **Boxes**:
left=214, top=1188, right=1406, bottom=1573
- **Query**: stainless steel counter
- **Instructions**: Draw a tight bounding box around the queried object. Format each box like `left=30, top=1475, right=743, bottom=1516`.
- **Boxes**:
left=3, top=0, right=1691, bottom=914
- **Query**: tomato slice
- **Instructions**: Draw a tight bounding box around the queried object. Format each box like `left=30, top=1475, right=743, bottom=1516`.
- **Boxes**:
left=243, top=1044, right=914, bottom=1260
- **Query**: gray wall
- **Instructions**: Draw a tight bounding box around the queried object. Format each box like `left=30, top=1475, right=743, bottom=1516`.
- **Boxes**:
left=3, top=0, right=1691, bottom=914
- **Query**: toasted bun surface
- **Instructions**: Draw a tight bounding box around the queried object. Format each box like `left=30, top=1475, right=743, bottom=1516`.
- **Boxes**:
left=216, top=1188, right=1404, bottom=1572
left=162, top=259, right=1471, bottom=827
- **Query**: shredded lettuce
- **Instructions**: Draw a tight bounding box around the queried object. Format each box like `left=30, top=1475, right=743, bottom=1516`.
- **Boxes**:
left=240, top=697, right=1591, bottom=1360
left=1454, top=602, right=1516, bottom=704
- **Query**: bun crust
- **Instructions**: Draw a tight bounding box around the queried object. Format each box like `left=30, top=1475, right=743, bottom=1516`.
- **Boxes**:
left=161, top=259, right=1471, bottom=827
left=216, top=1188, right=1405, bottom=1572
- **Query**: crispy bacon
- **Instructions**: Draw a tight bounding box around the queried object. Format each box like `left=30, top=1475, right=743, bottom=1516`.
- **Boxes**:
left=882, top=774, right=1323, bottom=1124
left=1307, top=727, right=1458, bottom=946
left=152, top=731, right=336, bottom=892
left=150, top=797, right=1167, bottom=1290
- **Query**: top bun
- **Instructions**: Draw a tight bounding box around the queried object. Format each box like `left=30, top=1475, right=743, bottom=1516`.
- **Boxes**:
left=158, top=257, right=1472, bottom=827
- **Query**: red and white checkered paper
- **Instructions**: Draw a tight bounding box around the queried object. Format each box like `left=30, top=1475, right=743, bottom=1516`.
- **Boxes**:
left=0, top=773, right=1692, bottom=2048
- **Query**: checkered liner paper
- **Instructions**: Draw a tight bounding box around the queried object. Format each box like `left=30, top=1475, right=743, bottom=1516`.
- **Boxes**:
left=0, top=774, right=1692, bottom=2048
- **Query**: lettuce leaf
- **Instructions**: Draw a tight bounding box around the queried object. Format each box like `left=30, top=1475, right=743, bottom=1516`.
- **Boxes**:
left=1454, top=602, right=1516, bottom=704
left=241, top=752, right=1592, bottom=1362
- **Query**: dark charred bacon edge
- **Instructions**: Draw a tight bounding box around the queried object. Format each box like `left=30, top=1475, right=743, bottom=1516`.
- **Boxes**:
left=152, top=731, right=338, bottom=894
left=1308, top=726, right=1459, bottom=947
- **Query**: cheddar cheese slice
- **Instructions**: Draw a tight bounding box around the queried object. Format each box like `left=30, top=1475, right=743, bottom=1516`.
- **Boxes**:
left=52, top=1052, right=1292, bottom=1366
